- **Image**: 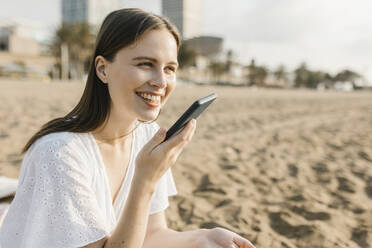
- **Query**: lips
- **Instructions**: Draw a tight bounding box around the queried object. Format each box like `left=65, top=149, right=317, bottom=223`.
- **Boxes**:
left=136, top=91, right=163, bottom=107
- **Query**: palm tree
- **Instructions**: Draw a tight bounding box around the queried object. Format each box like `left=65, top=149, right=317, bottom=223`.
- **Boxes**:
left=208, top=60, right=226, bottom=83
left=247, top=59, right=268, bottom=86
left=51, top=23, right=95, bottom=80
left=273, top=65, right=288, bottom=86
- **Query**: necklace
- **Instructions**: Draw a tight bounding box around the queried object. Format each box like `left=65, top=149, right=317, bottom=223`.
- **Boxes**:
left=93, top=122, right=140, bottom=143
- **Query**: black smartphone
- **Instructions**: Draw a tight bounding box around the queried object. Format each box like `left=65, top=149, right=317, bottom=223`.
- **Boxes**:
left=164, top=93, right=217, bottom=141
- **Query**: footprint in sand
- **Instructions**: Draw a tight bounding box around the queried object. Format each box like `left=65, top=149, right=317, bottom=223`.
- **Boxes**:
left=326, top=142, right=344, bottom=151
left=177, top=196, right=203, bottom=224
left=289, top=205, right=331, bottom=221
left=7, top=153, right=22, bottom=166
left=199, top=221, right=229, bottom=230
left=268, top=212, right=314, bottom=239
left=0, top=130, right=9, bottom=139
left=223, top=205, right=242, bottom=229
left=311, top=162, right=329, bottom=174
left=219, top=164, right=238, bottom=170
left=312, top=162, right=332, bottom=184
left=337, top=176, right=356, bottom=193
left=7, top=121, right=19, bottom=129
left=328, top=192, right=351, bottom=209
left=351, top=227, right=369, bottom=248
left=226, top=173, right=244, bottom=184
left=350, top=163, right=366, bottom=180
left=215, top=199, right=233, bottom=208
left=193, top=174, right=226, bottom=195
left=365, top=183, right=372, bottom=199
left=358, top=151, right=372, bottom=163
left=287, top=163, right=298, bottom=177
left=286, top=194, right=305, bottom=202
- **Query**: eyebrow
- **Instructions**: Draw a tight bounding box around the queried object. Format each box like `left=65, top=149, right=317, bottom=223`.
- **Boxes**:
left=132, top=56, right=178, bottom=66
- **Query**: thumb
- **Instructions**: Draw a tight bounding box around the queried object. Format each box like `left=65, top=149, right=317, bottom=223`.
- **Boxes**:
left=144, top=127, right=166, bottom=150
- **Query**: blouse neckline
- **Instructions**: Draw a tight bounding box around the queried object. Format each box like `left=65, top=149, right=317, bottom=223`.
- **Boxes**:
left=88, top=128, right=137, bottom=211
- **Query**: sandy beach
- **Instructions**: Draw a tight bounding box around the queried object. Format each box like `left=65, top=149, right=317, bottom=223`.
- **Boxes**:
left=0, top=79, right=371, bottom=247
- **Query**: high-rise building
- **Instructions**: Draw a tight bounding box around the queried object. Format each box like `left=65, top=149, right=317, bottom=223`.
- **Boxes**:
left=62, top=0, right=122, bottom=26
left=162, top=0, right=201, bottom=39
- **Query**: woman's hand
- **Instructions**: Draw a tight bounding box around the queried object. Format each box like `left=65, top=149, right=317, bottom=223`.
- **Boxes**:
left=198, top=228, right=256, bottom=248
left=135, top=119, right=196, bottom=188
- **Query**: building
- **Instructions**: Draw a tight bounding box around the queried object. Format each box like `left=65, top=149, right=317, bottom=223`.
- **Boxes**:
left=0, top=20, right=43, bottom=56
left=62, top=0, right=121, bottom=26
left=0, top=20, right=54, bottom=80
left=184, top=36, right=223, bottom=57
left=162, top=0, right=201, bottom=39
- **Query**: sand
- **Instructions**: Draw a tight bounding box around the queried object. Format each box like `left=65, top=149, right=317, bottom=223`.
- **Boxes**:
left=0, top=79, right=371, bottom=247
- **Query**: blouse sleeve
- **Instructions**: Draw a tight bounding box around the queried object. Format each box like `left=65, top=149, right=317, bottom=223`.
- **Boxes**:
left=0, top=136, right=109, bottom=248
left=146, top=122, right=178, bottom=215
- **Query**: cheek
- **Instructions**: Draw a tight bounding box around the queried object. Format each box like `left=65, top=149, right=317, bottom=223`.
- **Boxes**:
left=162, top=80, right=176, bottom=104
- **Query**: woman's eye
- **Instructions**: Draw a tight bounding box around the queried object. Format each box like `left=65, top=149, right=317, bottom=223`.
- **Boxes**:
left=165, top=66, right=176, bottom=73
left=138, top=62, right=152, bottom=67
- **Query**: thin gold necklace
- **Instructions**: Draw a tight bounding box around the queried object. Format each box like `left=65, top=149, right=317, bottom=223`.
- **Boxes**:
left=94, top=122, right=140, bottom=143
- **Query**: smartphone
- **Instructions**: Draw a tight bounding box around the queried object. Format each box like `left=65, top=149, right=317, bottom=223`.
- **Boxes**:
left=164, top=93, right=217, bottom=141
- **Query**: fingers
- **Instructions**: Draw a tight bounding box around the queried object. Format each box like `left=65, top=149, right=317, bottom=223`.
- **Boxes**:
left=233, top=236, right=256, bottom=248
left=143, top=127, right=166, bottom=152
left=231, top=243, right=239, bottom=248
left=162, top=119, right=196, bottom=150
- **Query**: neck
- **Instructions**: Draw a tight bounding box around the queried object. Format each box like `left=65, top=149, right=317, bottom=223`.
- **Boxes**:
left=92, top=109, right=138, bottom=145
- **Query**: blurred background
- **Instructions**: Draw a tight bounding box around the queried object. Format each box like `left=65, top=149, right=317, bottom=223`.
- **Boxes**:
left=0, top=0, right=371, bottom=89
left=0, top=1, right=371, bottom=247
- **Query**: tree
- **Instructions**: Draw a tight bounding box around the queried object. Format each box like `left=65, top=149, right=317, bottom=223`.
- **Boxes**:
left=246, top=59, right=268, bottom=86
left=225, top=49, right=234, bottom=73
left=334, top=69, right=361, bottom=82
left=294, top=62, right=309, bottom=88
left=273, top=64, right=288, bottom=85
left=208, top=60, right=226, bottom=82
left=294, top=63, right=330, bottom=89
left=50, top=22, right=95, bottom=80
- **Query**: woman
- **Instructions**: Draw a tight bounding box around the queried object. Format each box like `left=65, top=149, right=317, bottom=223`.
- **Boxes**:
left=0, top=8, right=255, bottom=248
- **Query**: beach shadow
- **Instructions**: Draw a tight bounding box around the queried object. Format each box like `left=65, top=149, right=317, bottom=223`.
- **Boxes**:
left=7, top=153, right=22, bottom=166
left=337, top=176, right=355, bottom=193
left=268, top=212, right=314, bottom=239
left=289, top=206, right=331, bottom=221
left=358, top=151, right=372, bottom=163
left=0, top=130, right=9, bottom=139
left=365, top=184, right=372, bottom=199
left=193, top=174, right=226, bottom=195
left=223, top=205, right=242, bottom=229
left=351, top=227, right=369, bottom=248
left=287, top=163, right=298, bottom=177
left=177, top=196, right=203, bottom=224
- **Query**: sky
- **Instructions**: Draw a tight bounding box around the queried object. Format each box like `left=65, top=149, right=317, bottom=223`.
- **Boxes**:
left=0, top=0, right=371, bottom=82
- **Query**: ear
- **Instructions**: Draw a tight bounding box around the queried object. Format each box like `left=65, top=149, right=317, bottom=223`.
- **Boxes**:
left=95, top=55, right=108, bottom=84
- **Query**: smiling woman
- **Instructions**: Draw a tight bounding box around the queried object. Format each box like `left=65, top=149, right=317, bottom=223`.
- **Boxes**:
left=0, top=8, right=255, bottom=248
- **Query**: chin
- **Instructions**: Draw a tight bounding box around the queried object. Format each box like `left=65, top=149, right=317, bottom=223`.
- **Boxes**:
left=138, top=109, right=160, bottom=122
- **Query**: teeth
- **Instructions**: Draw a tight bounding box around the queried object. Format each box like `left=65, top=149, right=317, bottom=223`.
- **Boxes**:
left=138, top=92, right=161, bottom=103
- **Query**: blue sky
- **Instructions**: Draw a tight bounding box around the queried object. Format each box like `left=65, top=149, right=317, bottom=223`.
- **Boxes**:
left=1, top=0, right=371, bottom=82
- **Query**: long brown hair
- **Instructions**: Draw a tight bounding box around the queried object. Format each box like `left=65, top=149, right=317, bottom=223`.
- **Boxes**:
left=22, top=8, right=181, bottom=154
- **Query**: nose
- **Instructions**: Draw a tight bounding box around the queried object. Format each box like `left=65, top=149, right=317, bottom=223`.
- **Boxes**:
left=149, top=70, right=167, bottom=88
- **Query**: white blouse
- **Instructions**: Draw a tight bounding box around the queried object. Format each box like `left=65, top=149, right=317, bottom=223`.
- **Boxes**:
left=0, top=122, right=177, bottom=248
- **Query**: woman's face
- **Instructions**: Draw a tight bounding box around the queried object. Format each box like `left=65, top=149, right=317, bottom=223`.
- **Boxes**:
left=97, top=28, right=178, bottom=122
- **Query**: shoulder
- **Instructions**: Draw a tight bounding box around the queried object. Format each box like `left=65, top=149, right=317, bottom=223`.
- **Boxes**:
left=24, top=131, right=87, bottom=167
left=28, top=132, right=78, bottom=154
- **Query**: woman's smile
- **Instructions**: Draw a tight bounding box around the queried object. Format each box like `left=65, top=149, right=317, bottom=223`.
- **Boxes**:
left=135, top=91, right=163, bottom=108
